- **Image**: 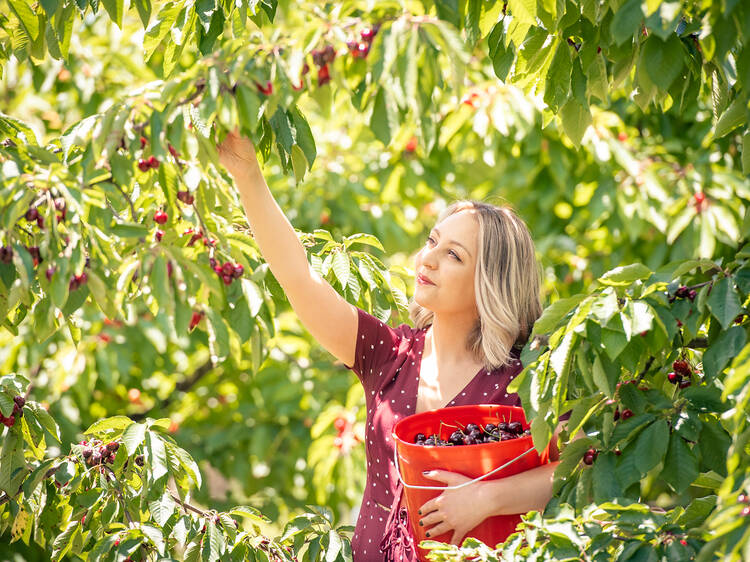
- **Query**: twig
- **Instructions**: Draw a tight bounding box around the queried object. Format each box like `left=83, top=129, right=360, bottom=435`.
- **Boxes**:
left=131, top=360, right=214, bottom=421
left=635, top=357, right=655, bottom=384
left=176, top=79, right=206, bottom=108
left=684, top=337, right=708, bottom=349
left=169, top=491, right=207, bottom=517
left=110, top=181, right=138, bottom=222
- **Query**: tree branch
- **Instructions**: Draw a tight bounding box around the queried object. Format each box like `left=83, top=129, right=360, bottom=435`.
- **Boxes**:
left=131, top=360, right=214, bottom=421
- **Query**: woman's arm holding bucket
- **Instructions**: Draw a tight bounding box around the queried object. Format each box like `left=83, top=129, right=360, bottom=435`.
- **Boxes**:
left=418, top=422, right=586, bottom=545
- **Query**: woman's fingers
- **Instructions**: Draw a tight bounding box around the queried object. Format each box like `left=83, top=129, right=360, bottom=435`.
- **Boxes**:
left=417, top=510, right=442, bottom=528
left=422, top=521, right=452, bottom=539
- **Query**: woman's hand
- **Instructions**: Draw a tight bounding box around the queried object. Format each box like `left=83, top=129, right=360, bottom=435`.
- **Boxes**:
left=217, top=128, right=261, bottom=179
left=416, top=470, right=495, bottom=546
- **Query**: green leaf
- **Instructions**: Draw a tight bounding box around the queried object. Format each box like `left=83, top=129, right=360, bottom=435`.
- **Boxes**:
left=706, top=277, right=743, bottom=329
left=544, top=41, right=572, bottom=112
left=598, top=263, right=652, bottom=286
left=559, top=98, right=591, bottom=147
left=146, top=432, right=169, bottom=481
left=698, top=421, right=731, bottom=477
left=85, top=415, right=133, bottom=435
left=742, top=131, right=750, bottom=175
left=633, top=420, right=669, bottom=476
left=133, top=0, right=152, bottom=26
left=642, top=34, right=684, bottom=91
left=202, top=521, right=222, bottom=561
left=270, top=107, right=294, bottom=154
left=228, top=505, right=267, bottom=523
left=592, top=452, right=622, bottom=502
left=703, top=326, right=747, bottom=380
left=660, top=434, right=698, bottom=494
left=487, top=21, right=514, bottom=81
left=205, top=308, right=230, bottom=363
left=343, top=233, right=384, bottom=251
left=713, top=96, right=747, bottom=139
left=681, top=386, right=727, bottom=413
left=507, top=0, right=537, bottom=25
left=592, top=354, right=616, bottom=397
left=8, top=0, right=40, bottom=41
left=325, top=529, right=342, bottom=562
left=332, top=251, right=350, bottom=289
left=611, top=0, right=643, bottom=45
left=370, top=88, right=398, bottom=145
left=290, top=144, right=307, bottom=183
left=27, top=403, right=60, bottom=443
left=149, top=492, right=176, bottom=526
left=110, top=223, right=149, bottom=238
left=121, top=422, right=146, bottom=456
left=143, top=1, right=182, bottom=60
left=0, top=392, right=13, bottom=417
left=533, top=295, right=586, bottom=335
left=676, top=496, right=717, bottom=528
left=101, top=0, right=125, bottom=28
left=289, top=106, right=316, bottom=168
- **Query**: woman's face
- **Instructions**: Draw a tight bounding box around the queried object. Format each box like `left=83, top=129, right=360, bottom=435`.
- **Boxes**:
left=414, top=209, right=479, bottom=317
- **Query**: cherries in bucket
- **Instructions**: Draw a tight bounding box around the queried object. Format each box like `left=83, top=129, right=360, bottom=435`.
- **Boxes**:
left=413, top=420, right=531, bottom=446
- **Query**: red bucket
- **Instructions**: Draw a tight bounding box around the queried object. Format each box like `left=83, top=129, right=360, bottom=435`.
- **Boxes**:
left=392, top=405, right=550, bottom=559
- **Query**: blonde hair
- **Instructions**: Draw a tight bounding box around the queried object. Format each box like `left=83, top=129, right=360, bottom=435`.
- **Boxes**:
left=408, top=200, right=542, bottom=371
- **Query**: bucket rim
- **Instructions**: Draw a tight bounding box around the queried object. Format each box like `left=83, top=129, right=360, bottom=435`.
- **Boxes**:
left=391, top=403, right=531, bottom=446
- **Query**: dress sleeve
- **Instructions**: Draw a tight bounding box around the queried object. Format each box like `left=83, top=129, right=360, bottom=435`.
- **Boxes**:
left=344, top=307, right=403, bottom=387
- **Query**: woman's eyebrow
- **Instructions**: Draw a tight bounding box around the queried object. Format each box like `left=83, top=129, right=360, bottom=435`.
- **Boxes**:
left=431, top=228, right=472, bottom=258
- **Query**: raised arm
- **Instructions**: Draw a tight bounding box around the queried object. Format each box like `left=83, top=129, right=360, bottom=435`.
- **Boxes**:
left=217, top=130, right=358, bottom=367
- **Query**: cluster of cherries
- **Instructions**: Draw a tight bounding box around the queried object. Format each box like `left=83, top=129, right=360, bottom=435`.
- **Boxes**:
left=346, top=25, right=380, bottom=59
left=671, top=285, right=698, bottom=302
left=582, top=447, right=599, bottom=465
left=137, top=156, right=160, bottom=172
left=0, top=245, right=13, bottom=264
left=311, top=45, right=336, bottom=86
left=80, top=438, right=144, bottom=468
left=23, top=198, right=67, bottom=230
left=667, top=359, right=697, bottom=389
left=182, top=227, right=216, bottom=248
left=413, top=421, right=530, bottom=447
left=1, top=395, right=25, bottom=427
left=739, top=494, right=750, bottom=517
left=209, top=257, right=244, bottom=286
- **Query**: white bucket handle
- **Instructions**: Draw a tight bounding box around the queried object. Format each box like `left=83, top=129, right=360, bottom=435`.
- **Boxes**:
left=393, top=441, right=539, bottom=490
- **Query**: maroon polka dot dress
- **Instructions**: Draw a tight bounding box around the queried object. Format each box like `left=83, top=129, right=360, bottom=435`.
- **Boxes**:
left=344, top=307, right=525, bottom=561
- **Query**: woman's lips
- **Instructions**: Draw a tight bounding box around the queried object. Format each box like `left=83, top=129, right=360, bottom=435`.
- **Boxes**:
left=417, top=274, right=435, bottom=285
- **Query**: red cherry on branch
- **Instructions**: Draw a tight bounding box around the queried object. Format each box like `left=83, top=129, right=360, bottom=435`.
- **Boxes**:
left=256, top=81, right=273, bottom=95
left=154, top=210, right=168, bottom=224
left=317, top=64, right=331, bottom=86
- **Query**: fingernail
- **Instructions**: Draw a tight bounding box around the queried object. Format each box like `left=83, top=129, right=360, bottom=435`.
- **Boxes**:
left=419, top=520, right=423, bottom=526
left=417, top=510, right=422, bottom=515
left=422, top=470, right=431, bottom=476
left=425, top=532, right=430, bottom=538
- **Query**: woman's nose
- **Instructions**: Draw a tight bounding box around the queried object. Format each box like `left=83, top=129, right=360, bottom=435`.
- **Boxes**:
left=421, top=247, right=438, bottom=268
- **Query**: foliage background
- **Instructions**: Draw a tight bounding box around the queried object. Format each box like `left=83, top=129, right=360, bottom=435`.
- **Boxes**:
left=0, top=0, right=749, bottom=560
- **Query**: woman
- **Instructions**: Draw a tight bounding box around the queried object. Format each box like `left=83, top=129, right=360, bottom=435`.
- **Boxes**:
left=218, top=130, right=578, bottom=561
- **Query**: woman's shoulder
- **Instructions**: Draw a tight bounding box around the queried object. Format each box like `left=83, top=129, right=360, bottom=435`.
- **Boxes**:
left=356, top=306, right=423, bottom=341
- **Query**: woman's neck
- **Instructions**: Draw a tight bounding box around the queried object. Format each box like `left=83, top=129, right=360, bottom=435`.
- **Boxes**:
left=426, top=312, right=480, bottom=368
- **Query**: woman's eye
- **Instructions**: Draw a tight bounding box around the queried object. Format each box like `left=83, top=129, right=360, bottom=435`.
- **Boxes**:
left=426, top=237, right=461, bottom=261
